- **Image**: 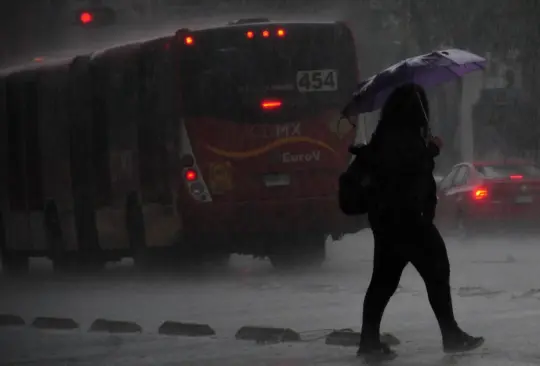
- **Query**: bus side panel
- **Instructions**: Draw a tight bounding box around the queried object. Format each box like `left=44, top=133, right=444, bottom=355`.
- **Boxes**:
left=23, top=74, right=48, bottom=252
left=138, top=39, right=182, bottom=248
left=91, top=49, right=142, bottom=251
left=68, top=57, right=101, bottom=256
left=5, top=75, right=36, bottom=252
left=0, top=77, right=8, bottom=254
left=38, top=67, right=78, bottom=251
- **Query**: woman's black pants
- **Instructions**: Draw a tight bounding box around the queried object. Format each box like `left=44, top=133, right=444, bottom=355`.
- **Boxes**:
left=360, top=218, right=461, bottom=345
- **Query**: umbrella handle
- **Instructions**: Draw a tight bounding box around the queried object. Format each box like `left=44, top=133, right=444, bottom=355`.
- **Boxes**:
left=415, top=91, right=433, bottom=143
left=338, top=114, right=356, bottom=129
left=361, top=115, right=368, bottom=144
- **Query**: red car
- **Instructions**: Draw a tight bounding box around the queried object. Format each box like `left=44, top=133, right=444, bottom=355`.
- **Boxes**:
left=435, top=160, right=540, bottom=235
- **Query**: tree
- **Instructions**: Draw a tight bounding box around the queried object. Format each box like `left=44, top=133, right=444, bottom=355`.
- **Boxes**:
left=406, top=0, right=540, bottom=96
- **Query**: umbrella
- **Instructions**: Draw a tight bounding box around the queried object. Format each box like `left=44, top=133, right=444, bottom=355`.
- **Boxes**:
left=342, top=48, right=487, bottom=117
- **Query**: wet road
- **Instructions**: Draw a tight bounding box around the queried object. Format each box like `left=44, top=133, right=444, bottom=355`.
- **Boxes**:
left=2, top=231, right=540, bottom=365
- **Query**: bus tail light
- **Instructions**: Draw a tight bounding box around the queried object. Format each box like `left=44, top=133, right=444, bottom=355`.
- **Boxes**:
left=261, top=99, right=282, bottom=110
left=185, top=168, right=198, bottom=182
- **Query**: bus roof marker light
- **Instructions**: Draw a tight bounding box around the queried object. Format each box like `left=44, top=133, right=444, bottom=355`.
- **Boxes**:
left=184, top=36, right=194, bottom=45
left=246, top=30, right=254, bottom=39
left=262, top=30, right=270, bottom=38
left=277, top=28, right=286, bottom=37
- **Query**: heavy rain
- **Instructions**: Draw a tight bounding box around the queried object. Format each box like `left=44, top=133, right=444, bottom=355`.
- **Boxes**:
left=1, top=1, right=540, bottom=365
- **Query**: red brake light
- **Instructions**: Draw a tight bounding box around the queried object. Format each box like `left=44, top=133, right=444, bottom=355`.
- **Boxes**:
left=510, top=175, right=523, bottom=180
left=246, top=30, right=254, bottom=39
left=262, top=30, right=270, bottom=38
left=261, top=99, right=282, bottom=110
left=276, top=28, right=286, bottom=37
left=473, top=187, right=489, bottom=200
left=80, top=12, right=93, bottom=24
left=185, top=169, right=197, bottom=181
left=184, top=36, right=194, bottom=45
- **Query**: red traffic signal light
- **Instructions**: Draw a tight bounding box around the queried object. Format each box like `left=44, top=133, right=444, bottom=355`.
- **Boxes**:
left=75, top=7, right=116, bottom=27
left=80, top=12, right=93, bottom=24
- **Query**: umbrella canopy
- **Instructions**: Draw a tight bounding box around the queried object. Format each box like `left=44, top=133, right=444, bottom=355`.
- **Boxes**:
left=342, top=48, right=487, bottom=117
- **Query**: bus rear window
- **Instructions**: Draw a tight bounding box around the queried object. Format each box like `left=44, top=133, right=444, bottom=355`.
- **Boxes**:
left=179, top=24, right=357, bottom=122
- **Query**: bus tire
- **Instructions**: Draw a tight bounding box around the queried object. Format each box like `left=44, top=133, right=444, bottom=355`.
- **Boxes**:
left=269, top=233, right=326, bottom=269
left=44, top=200, right=70, bottom=272
left=304, top=234, right=327, bottom=267
left=73, top=193, right=106, bottom=272
left=45, top=200, right=105, bottom=273
left=0, top=212, right=29, bottom=275
left=126, top=192, right=153, bottom=270
left=208, top=251, right=231, bottom=268
left=1, top=253, right=29, bottom=275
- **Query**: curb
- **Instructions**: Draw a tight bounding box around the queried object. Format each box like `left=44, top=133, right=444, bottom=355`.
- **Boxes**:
left=32, top=317, right=79, bottom=330
left=326, top=330, right=401, bottom=347
left=0, top=313, right=401, bottom=347
left=158, top=321, right=215, bottom=337
left=381, top=332, right=401, bottom=346
left=0, top=314, right=25, bottom=327
left=235, top=326, right=300, bottom=343
left=89, top=318, right=142, bottom=334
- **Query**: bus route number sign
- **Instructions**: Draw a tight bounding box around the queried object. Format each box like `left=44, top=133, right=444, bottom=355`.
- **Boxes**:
left=296, top=70, right=338, bottom=93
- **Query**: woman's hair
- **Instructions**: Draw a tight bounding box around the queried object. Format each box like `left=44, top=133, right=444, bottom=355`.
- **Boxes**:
left=375, top=83, right=430, bottom=136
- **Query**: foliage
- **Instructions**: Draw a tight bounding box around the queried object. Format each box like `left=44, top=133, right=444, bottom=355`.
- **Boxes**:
left=407, top=0, right=540, bottom=57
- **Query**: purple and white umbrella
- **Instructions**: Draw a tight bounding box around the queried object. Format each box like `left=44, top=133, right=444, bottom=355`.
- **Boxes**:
left=342, top=48, right=487, bottom=117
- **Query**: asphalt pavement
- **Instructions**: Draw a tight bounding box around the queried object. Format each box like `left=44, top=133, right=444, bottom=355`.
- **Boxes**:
left=2, top=230, right=540, bottom=365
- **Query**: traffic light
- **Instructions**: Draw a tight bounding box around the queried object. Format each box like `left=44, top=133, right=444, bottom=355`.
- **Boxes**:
left=75, top=6, right=116, bottom=27
left=79, top=11, right=93, bottom=24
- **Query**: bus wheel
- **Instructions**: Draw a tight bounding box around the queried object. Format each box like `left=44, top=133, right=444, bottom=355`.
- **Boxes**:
left=269, top=234, right=326, bottom=269
left=0, top=212, right=29, bottom=275
left=44, top=200, right=71, bottom=272
left=179, top=234, right=231, bottom=269
left=126, top=193, right=153, bottom=270
left=304, top=234, right=327, bottom=267
left=75, top=252, right=106, bottom=273
left=208, top=252, right=231, bottom=268
left=1, top=252, right=29, bottom=275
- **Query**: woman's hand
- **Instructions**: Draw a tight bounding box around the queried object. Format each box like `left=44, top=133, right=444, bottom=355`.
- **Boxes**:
left=430, top=136, right=443, bottom=149
left=427, top=136, right=443, bottom=157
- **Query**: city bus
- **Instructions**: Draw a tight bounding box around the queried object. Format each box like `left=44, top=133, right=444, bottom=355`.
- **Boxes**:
left=174, top=19, right=360, bottom=267
left=0, top=19, right=360, bottom=272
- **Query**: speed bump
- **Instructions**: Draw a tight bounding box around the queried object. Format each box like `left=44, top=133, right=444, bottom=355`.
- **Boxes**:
left=32, top=317, right=79, bottom=330
left=158, top=321, right=215, bottom=337
left=0, top=314, right=25, bottom=327
left=325, top=330, right=400, bottom=347
left=235, top=326, right=300, bottom=343
left=380, top=332, right=400, bottom=346
left=89, top=318, right=142, bottom=334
